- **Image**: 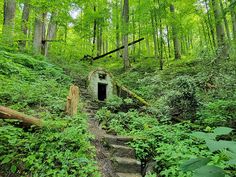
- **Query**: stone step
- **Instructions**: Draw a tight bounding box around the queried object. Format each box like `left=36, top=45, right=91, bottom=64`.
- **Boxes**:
left=103, top=135, right=133, bottom=146
left=112, top=157, right=141, bottom=173
left=116, top=173, right=142, bottom=177
left=111, top=144, right=136, bottom=158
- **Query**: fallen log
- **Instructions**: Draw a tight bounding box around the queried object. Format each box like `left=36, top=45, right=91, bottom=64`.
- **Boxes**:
left=0, top=106, right=43, bottom=127
left=81, top=38, right=145, bottom=61
left=93, top=38, right=144, bottom=60
left=115, top=82, right=150, bottom=107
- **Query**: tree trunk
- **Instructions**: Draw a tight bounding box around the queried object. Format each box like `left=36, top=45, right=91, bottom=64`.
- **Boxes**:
left=132, top=11, right=136, bottom=57
left=211, top=0, right=229, bottom=59
left=170, top=4, right=181, bottom=60
left=230, top=0, right=236, bottom=41
left=159, top=19, right=164, bottom=70
left=41, top=13, right=47, bottom=55
left=146, top=34, right=150, bottom=56
left=166, top=25, right=171, bottom=58
left=115, top=0, right=120, bottom=58
left=219, top=0, right=231, bottom=41
left=205, top=0, right=216, bottom=49
left=0, top=106, right=43, bottom=127
left=122, top=0, right=130, bottom=70
left=45, top=13, right=57, bottom=56
left=19, top=1, right=30, bottom=49
left=97, top=23, right=102, bottom=56
left=2, top=0, right=16, bottom=46
left=92, top=6, right=97, bottom=57
left=150, top=10, right=158, bottom=60
left=33, top=14, right=43, bottom=54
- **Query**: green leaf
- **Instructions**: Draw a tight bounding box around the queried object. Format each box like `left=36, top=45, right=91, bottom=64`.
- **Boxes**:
left=192, top=132, right=215, bottom=140
left=227, top=159, right=236, bottom=165
left=181, top=158, right=210, bottom=172
left=10, top=165, right=17, bottom=173
left=1, top=156, right=11, bottom=164
left=206, top=140, right=236, bottom=152
left=213, top=127, right=233, bottom=136
left=193, top=165, right=225, bottom=177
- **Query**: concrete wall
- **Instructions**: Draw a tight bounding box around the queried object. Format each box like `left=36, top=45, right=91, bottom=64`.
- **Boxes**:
left=88, top=69, right=115, bottom=101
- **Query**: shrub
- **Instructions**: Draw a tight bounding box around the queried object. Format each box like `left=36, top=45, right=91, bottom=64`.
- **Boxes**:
left=167, top=76, right=198, bottom=120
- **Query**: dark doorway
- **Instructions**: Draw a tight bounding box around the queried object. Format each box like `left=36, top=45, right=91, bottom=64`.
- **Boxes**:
left=98, top=83, right=107, bottom=101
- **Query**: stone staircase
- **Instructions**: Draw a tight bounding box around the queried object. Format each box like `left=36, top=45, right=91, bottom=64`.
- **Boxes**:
left=75, top=78, right=142, bottom=177
left=103, top=135, right=142, bottom=177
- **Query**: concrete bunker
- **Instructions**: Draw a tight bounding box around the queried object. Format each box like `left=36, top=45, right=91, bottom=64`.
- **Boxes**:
left=88, top=68, right=116, bottom=101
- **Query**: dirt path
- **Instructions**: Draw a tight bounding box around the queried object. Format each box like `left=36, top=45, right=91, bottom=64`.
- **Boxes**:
left=88, top=118, right=116, bottom=177
left=77, top=78, right=142, bottom=177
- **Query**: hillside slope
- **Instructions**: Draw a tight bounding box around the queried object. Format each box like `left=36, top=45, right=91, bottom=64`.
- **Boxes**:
left=0, top=50, right=100, bottom=177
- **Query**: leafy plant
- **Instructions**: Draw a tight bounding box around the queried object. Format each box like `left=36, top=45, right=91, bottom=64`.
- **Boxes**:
left=181, top=127, right=236, bottom=177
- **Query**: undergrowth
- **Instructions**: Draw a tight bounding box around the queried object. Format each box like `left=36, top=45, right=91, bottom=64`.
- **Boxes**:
left=95, top=55, right=236, bottom=176
left=0, top=49, right=100, bottom=176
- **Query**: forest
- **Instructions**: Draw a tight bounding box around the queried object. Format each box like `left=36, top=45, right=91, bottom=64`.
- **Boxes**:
left=0, top=0, right=236, bottom=177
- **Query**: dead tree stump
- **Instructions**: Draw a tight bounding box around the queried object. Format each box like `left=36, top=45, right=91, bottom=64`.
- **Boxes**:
left=66, top=85, right=79, bottom=116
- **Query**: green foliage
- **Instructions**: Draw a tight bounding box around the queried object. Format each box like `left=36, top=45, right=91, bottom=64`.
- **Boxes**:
left=0, top=50, right=100, bottom=176
left=199, top=100, right=236, bottom=126
left=181, top=158, right=211, bottom=172
left=181, top=127, right=236, bottom=177
left=167, top=76, right=198, bottom=120
left=193, top=165, right=225, bottom=177
left=106, top=95, right=123, bottom=111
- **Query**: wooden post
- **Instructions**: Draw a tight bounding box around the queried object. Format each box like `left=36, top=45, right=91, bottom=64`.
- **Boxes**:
left=66, top=85, right=79, bottom=116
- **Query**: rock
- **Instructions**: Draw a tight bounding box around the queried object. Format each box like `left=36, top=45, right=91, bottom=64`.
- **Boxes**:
left=110, top=144, right=136, bottom=158
left=144, top=161, right=156, bottom=175
left=103, top=134, right=133, bottom=146
left=112, top=157, right=141, bottom=173
left=116, top=173, right=142, bottom=177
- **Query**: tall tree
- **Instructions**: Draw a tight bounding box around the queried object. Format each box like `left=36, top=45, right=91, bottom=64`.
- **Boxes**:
left=122, top=0, right=130, bottom=70
left=170, top=4, right=181, bottom=60
left=2, top=0, right=16, bottom=46
left=33, top=13, right=44, bottom=54
left=45, top=13, right=57, bottom=56
left=211, top=0, right=228, bottom=59
left=19, top=1, right=30, bottom=49
left=230, top=0, right=236, bottom=41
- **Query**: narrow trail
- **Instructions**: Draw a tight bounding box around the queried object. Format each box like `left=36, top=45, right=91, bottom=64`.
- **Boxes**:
left=76, top=78, right=142, bottom=177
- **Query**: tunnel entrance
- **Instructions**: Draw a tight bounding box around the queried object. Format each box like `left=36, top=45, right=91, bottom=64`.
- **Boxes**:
left=98, top=83, right=107, bottom=101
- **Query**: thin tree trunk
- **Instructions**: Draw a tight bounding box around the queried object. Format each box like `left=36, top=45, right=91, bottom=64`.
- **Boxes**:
left=211, top=0, right=229, bottom=59
left=170, top=4, right=181, bottom=60
left=230, top=0, right=236, bottom=41
left=33, top=14, right=43, bottom=54
left=219, top=0, right=231, bottom=41
left=2, top=0, right=16, bottom=46
left=45, top=13, right=57, bottom=56
left=146, top=34, right=150, bottom=56
left=151, top=10, right=158, bottom=60
left=159, top=18, right=164, bottom=70
left=115, top=0, right=120, bottom=58
left=205, top=0, right=216, bottom=49
left=203, top=16, right=215, bottom=51
left=19, top=1, right=30, bottom=49
left=138, top=0, right=141, bottom=58
left=166, top=25, right=171, bottom=58
left=41, top=13, right=47, bottom=55
left=92, top=6, right=97, bottom=57
left=122, top=0, right=130, bottom=70
left=132, top=11, right=136, bottom=56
